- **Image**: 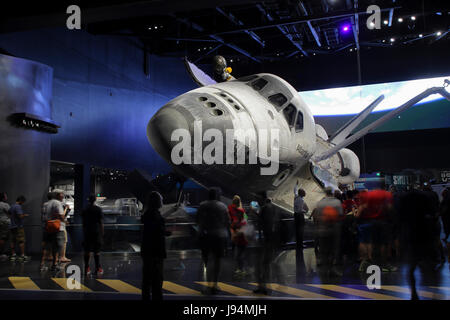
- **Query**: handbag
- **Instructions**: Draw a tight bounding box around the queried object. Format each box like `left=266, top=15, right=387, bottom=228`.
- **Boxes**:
left=46, top=219, right=61, bottom=233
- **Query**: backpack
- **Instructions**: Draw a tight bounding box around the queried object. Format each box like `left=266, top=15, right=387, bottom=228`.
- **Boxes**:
left=45, top=219, right=61, bottom=233
left=321, top=206, right=339, bottom=223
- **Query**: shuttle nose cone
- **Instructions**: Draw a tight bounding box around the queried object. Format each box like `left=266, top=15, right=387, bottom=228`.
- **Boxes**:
left=147, top=105, right=190, bottom=162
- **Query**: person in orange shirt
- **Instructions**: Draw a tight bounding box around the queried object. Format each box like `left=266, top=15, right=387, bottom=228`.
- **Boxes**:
left=315, top=188, right=344, bottom=277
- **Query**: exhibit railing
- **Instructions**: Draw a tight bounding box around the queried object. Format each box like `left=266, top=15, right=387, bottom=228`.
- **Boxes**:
left=54, top=217, right=315, bottom=254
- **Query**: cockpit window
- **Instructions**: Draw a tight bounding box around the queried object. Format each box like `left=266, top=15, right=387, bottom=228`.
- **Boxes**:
left=295, top=111, right=304, bottom=132
left=268, top=93, right=288, bottom=111
left=238, top=75, right=258, bottom=82
left=283, top=104, right=296, bottom=128
left=250, top=78, right=268, bottom=91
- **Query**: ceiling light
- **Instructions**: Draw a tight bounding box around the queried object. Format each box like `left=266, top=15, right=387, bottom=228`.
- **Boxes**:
left=350, top=48, right=353, bottom=52
left=390, top=38, right=395, bottom=42
left=155, top=26, right=158, bottom=29
left=398, top=18, right=403, bottom=22
left=436, top=31, right=442, bottom=36
left=341, top=24, right=351, bottom=34
left=419, top=34, right=423, bottom=38
left=148, top=27, right=152, bottom=30
left=369, top=22, right=375, bottom=28
left=411, top=16, right=416, bottom=21
left=383, top=20, right=389, bottom=25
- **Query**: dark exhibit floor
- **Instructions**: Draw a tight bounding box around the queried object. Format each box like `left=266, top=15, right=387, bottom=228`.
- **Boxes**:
left=0, top=247, right=449, bottom=300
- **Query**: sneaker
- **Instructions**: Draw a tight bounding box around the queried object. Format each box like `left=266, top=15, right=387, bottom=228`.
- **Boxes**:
left=389, top=265, right=398, bottom=272
left=382, top=264, right=398, bottom=272
left=358, top=260, right=368, bottom=272
left=96, top=267, right=104, bottom=275
left=17, top=255, right=30, bottom=262
left=233, top=269, right=243, bottom=279
left=240, top=270, right=249, bottom=277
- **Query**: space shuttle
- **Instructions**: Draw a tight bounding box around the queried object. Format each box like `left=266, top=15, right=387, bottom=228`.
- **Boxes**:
left=147, top=56, right=450, bottom=213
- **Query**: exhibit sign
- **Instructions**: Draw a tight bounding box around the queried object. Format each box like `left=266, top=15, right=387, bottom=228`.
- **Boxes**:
left=441, top=171, right=450, bottom=183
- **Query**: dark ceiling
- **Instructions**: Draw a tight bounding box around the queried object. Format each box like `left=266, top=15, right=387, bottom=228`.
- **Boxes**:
left=1, top=0, right=449, bottom=89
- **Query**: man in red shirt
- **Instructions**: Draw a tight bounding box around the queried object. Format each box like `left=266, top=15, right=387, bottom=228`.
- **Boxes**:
left=356, top=189, right=396, bottom=272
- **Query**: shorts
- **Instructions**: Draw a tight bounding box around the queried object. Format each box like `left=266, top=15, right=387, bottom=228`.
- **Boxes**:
left=372, top=220, right=392, bottom=245
left=48, top=231, right=65, bottom=253
left=83, top=234, right=102, bottom=253
left=10, top=227, right=25, bottom=244
left=42, top=230, right=52, bottom=250
left=200, top=234, right=227, bottom=259
left=357, top=223, right=372, bottom=244
left=0, top=222, right=9, bottom=241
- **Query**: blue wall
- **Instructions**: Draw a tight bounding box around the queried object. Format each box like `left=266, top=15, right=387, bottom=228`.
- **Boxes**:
left=0, top=28, right=196, bottom=174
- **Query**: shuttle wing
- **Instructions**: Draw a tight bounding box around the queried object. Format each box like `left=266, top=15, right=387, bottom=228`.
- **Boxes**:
left=184, top=58, right=217, bottom=87
left=313, top=83, right=450, bottom=162
left=328, top=95, right=385, bottom=144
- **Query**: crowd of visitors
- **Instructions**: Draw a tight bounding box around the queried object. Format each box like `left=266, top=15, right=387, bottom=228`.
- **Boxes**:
left=0, top=182, right=449, bottom=300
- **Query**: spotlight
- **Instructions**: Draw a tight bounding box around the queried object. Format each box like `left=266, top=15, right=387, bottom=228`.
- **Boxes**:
left=369, top=22, right=375, bottom=28
left=383, top=20, right=389, bottom=25
left=341, top=24, right=351, bottom=34
left=390, top=38, right=395, bottom=42
left=436, top=31, right=442, bottom=36
left=148, top=27, right=152, bottom=30
left=419, top=34, right=423, bottom=38
left=155, top=26, right=158, bottom=29
left=411, top=16, right=416, bottom=21
left=436, top=12, right=442, bottom=16
left=398, top=18, right=403, bottom=23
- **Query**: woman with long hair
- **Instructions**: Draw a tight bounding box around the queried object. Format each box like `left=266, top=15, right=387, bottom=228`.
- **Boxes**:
left=228, top=195, right=248, bottom=278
